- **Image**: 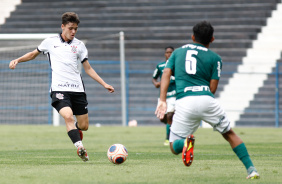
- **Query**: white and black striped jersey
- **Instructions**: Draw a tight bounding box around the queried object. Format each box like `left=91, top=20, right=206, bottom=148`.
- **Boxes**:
left=37, top=33, right=88, bottom=92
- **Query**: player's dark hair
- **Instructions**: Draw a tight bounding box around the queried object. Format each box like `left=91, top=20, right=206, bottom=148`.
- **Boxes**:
left=165, top=46, right=174, bottom=51
left=62, top=12, right=80, bottom=25
left=193, top=21, right=214, bottom=45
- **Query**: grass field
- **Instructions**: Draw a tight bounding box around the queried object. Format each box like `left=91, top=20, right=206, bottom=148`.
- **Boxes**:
left=0, top=125, right=281, bottom=184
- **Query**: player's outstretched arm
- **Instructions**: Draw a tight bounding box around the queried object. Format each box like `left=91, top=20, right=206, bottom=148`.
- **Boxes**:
left=155, top=100, right=167, bottom=120
left=83, top=60, right=115, bottom=93
left=210, top=79, right=219, bottom=94
left=159, top=68, right=171, bottom=101
left=155, top=68, right=171, bottom=119
left=152, top=78, right=161, bottom=88
left=9, top=49, right=40, bottom=69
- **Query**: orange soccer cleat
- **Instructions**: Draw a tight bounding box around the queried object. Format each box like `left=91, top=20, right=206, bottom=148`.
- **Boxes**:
left=182, top=135, right=195, bottom=167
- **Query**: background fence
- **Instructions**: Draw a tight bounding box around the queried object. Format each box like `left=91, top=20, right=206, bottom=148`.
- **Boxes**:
left=0, top=59, right=281, bottom=127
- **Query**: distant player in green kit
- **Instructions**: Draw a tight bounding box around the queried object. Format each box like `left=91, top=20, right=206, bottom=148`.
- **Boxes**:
left=155, top=21, right=260, bottom=179
left=152, top=46, right=176, bottom=146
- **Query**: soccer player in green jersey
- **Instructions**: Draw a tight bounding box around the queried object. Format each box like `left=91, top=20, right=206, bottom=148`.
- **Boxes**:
left=155, top=21, right=260, bottom=179
left=152, top=46, right=176, bottom=146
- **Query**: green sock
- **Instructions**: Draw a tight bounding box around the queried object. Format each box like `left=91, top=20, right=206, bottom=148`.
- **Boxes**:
left=172, top=139, right=185, bottom=154
left=166, top=124, right=171, bottom=140
left=233, top=143, right=257, bottom=174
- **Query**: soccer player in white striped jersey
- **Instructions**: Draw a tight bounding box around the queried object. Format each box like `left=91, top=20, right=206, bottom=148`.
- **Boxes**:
left=155, top=21, right=259, bottom=179
left=9, top=12, right=115, bottom=162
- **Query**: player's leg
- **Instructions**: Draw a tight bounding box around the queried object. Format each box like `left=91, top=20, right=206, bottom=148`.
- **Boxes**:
left=59, top=106, right=88, bottom=160
left=159, top=114, right=170, bottom=146
left=202, top=96, right=259, bottom=179
left=71, top=91, right=89, bottom=132
left=51, top=92, right=88, bottom=162
left=71, top=92, right=89, bottom=162
left=73, top=113, right=90, bottom=162
left=76, top=114, right=89, bottom=129
left=59, top=106, right=76, bottom=131
left=160, top=114, right=167, bottom=124
left=59, top=107, right=84, bottom=149
left=75, top=113, right=89, bottom=141
left=51, top=92, right=82, bottom=145
left=169, top=132, right=185, bottom=155
left=163, top=112, right=173, bottom=146
left=222, top=129, right=259, bottom=179
left=157, top=98, right=170, bottom=145
left=222, top=128, right=242, bottom=148
left=164, top=97, right=175, bottom=145
left=166, top=112, right=173, bottom=125
left=74, top=121, right=83, bottom=140
left=168, top=97, right=200, bottom=166
left=166, top=97, right=175, bottom=126
left=169, top=130, right=195, bottom=167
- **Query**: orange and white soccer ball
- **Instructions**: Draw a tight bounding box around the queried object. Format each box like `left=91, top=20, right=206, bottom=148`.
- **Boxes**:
left=107, top=144, right=128, bottom=164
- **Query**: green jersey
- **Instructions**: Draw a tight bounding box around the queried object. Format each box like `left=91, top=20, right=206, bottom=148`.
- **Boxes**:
left=153, top=61, right=176, bottom=98
left=166, top=43, right=222, bottom=99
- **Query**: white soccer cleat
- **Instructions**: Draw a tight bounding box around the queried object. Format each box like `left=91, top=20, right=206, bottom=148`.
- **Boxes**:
left=77, top=146, right=89, bottom=162
left=246, top=171, right=260, bottom=179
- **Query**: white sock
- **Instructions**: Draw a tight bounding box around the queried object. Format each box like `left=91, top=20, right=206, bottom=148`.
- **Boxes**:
left=74, top=141, right=83, bottom=148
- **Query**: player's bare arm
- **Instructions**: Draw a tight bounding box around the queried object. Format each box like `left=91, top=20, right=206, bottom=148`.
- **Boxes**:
left=9, top=49, right=40, bottom=69
left=155, top=68, right=171, bottom=119
left=152, top=78, right=161, bottom=88
left=159, top=68, right=172, bottom=101
left=210, top=79, right=219, bottom=94
left=82, top=59, right=115, bottom=93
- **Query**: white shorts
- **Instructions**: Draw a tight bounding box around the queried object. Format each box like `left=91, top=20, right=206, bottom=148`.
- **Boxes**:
left=169, top=95, right=231, bottom=142
left=158, top=97, right=176, bottom=113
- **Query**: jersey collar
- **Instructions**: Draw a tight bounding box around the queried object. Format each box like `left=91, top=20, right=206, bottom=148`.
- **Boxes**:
left=59, top=33, right=73, bottom=44
left=192, top=43, right=205, bottom=47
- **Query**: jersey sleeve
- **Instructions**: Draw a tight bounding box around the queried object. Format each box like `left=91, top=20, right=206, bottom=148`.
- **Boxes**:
left=211, top=56, right=222, bottom=80
left=152, top=65, right=161, bottom=79
left=37, top=38, right=49, bottom=54
left=78, top=41, right=88, bottom=63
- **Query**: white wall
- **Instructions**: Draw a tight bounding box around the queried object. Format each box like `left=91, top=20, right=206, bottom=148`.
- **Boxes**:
left=216, top=3, right=282, bottom=127
left=0, top=0, right=21, bottom=25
